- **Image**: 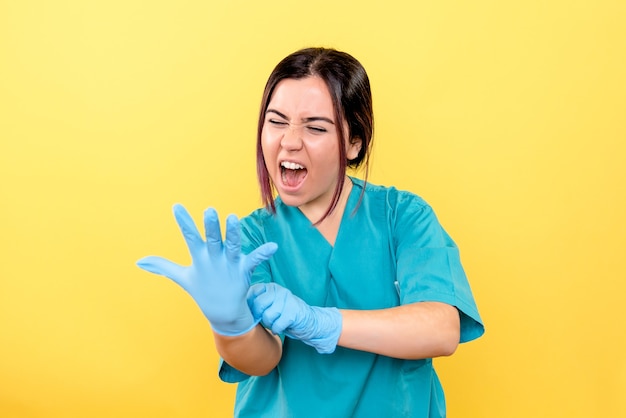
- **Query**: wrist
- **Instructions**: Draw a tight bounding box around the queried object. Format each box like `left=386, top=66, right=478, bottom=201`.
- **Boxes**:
left=306, top=306, right=343, bottom=354
left=209, top=311, right=260, bottom=337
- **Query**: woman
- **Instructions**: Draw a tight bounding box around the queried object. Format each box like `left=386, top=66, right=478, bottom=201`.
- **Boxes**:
left=138, top=47, right=484, bottom=417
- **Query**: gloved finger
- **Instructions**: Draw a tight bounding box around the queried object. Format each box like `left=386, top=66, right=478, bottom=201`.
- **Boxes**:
left=269, top=312, right=293, bottom=335
left=243, top=242, right=278, bottom=275
left=267, top=289, right=297, bottom=334
left=265, top=310, right=287, bottom=335
left=204, top=208, right=223, bottom=258
left=224, top=215, right=241, bottom=263
left=247, top=284, right=274, bottom=319
left=264, top=282, right=292, bottom=299
left=247, top=283, right=267, bottom=308
left=136, top=256, right=187, bottom=287
left=173, top=204, right=205, bottom=260
left=248, top=283, right=289, bottom=323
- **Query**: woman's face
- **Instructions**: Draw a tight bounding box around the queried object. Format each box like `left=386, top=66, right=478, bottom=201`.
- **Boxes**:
left=261, top=76, right=361, bottom=219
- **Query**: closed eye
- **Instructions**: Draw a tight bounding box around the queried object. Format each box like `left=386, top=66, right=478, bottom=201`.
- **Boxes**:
left=268, top=119, right=288, bottom=126
left=307, top=126, right=327, bottom=134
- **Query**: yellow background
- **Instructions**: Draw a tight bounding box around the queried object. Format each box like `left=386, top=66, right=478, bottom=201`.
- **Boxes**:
left=1, top=0, right=625, bottom=416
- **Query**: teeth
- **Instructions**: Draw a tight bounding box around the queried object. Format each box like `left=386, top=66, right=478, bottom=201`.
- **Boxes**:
left=281, top=161, right=304, bottom=170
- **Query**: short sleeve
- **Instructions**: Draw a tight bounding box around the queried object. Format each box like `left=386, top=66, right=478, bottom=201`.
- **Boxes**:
left=391, top=192, right=484, bottom=343
left=219, top=359, right=250, bottom=383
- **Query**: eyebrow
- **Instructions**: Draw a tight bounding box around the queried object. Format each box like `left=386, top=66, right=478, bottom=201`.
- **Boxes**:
left=266, top=108, right=335, bottom=125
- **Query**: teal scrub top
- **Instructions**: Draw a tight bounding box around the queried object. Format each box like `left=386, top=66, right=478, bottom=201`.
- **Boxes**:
left=220, top=178, right=484, bottom=418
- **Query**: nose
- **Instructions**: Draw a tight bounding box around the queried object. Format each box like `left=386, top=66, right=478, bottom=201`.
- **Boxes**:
left=280, top=124, right=304, bottom=151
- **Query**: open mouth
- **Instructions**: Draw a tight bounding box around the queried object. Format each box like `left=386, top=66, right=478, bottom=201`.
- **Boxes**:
left=280, top=161, right=308, bottom=188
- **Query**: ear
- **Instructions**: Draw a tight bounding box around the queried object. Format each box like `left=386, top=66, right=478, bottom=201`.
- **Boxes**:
left=346, top=136, right=362, bottom=161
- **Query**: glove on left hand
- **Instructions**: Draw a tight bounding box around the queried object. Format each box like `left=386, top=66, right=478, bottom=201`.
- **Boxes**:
left=247, top=283, right=342, bottom=354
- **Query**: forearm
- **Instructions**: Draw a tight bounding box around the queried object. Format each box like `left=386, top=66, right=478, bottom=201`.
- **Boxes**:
left=337, top=302, right=460, bottom=360
left=213, top=323, right=282, bottom=376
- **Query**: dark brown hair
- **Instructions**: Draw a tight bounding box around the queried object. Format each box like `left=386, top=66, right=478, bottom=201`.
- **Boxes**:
left=256, top=47, right=373, bottom=222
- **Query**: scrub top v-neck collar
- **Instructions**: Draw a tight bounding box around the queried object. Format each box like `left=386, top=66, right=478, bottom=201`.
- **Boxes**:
left=291, top=177, right=360, bottom=250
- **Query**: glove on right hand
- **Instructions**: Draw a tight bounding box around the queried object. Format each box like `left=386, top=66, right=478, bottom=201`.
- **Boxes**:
left=136, top=204, right=277, bottom=336
left=247, top=283, right=342, bottom=354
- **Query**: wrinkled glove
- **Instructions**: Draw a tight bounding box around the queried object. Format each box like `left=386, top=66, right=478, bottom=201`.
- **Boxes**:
left=136, top=204, right=278, bottom=336
left=247, top=283, right=342, bottom=354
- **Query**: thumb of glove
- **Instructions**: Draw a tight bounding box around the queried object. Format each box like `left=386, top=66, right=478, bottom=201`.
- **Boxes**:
left=243, top=243, right=278, bottom=278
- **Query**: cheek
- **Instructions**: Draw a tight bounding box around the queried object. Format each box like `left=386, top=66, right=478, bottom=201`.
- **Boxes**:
left=261, top=132, right=280, bottom=176
left=262, top=125, right=283, bottom=143
left=260, top=131, right=274, bottom=158
left=309, top=144, right=341, bottom=175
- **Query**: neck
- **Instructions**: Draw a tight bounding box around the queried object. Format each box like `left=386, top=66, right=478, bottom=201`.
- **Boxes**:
left=305, top=177, right=353, bottom=246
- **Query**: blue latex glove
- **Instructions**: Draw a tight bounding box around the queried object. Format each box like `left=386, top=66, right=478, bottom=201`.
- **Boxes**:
left=137, top=204, right=278, bottom=336
left=247, top=283, right=342, bottom=354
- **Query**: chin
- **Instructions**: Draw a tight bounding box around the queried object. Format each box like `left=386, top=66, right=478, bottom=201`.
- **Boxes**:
left=276, top=193, right=304, bottom=208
